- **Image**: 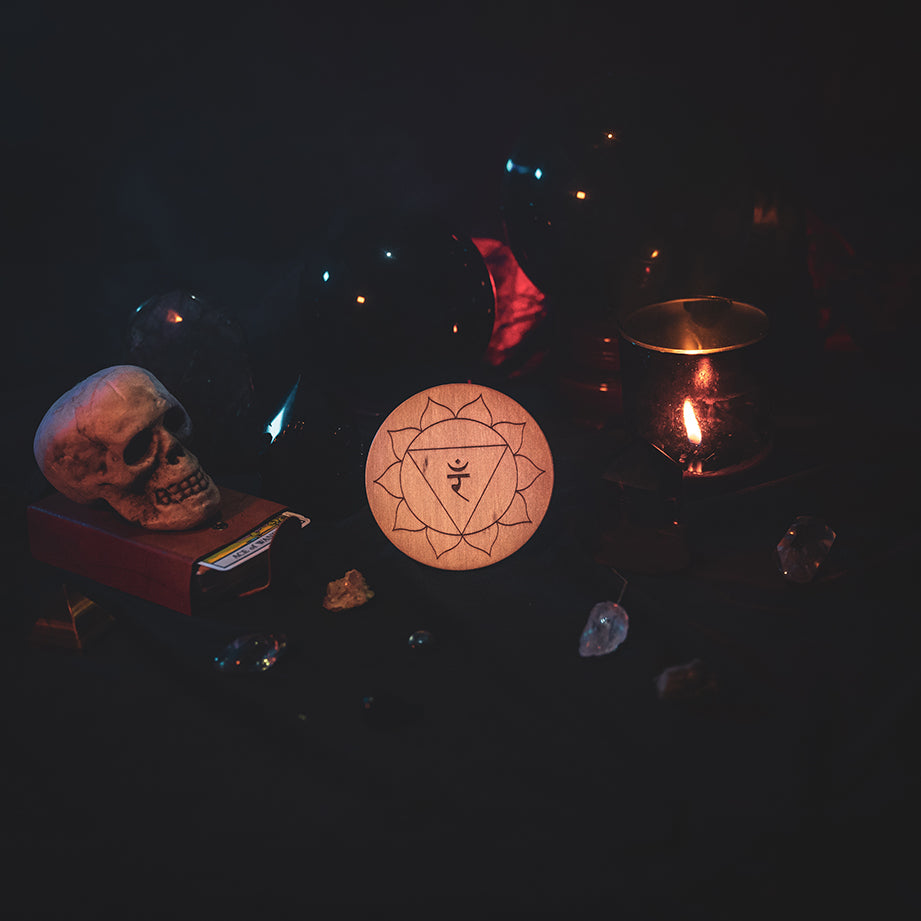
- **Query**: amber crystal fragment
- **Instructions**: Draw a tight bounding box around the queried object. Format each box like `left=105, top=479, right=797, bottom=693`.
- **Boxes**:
left=322, top=569, right=375, bottom=611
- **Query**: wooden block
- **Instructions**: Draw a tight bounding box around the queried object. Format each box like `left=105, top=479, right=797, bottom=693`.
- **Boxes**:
left=365, top=383, right=553, bottom=570
left=29, top=585, right=115, bottom=651
left=27, top=488, right=297, bottom=615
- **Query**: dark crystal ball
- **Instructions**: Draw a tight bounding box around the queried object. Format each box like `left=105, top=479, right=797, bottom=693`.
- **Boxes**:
left=260, top=382, right=368, bottom=522
left=297, top=212, right=496, bottom=414
left=126, top=290, right=260, bottom=473
left=500, top=96, right=753, bottom=315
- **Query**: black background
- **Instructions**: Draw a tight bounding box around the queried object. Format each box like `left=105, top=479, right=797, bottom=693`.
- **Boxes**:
left=5, top=1, right=919, bottom=384
left=3, top=3, right=920, bottom=918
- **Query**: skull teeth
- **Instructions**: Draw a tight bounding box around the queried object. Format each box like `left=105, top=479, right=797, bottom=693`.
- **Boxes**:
left=155, top=469, right=210, bottom=505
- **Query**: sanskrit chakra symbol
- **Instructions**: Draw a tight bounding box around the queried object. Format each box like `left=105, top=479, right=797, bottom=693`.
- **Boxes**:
left=371, top=393, right=546, bottom=559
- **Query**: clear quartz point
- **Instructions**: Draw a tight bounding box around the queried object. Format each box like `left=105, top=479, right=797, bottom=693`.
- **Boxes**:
left=775, top=516, right=836, bottom=583
left=408, top=630, right=435, bottom=650
left=579, top=602, right=629, bottom=657
left=213, top=633, right=287, bottom=673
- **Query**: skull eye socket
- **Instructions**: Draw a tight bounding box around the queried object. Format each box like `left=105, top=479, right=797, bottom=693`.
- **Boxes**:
left=123, top=428, right=154, bottom=466
left=163, top=406, right=187, bottom=433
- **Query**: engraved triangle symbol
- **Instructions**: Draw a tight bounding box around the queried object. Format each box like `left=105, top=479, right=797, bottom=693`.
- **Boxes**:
left=406, top=444, right=509, bottom=533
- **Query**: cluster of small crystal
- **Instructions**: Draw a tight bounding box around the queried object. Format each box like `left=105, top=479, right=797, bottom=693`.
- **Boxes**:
left=213, top=634, right=287, bottom=673
left=775, top=516, right=836, bottom=583
left=322, top=569, right=375, bottom=611
left=578, top=601, right=629, bottom=657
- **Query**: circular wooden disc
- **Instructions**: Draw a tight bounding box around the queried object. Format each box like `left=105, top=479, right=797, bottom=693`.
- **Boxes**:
left=365, top=383, right=554, bottom=570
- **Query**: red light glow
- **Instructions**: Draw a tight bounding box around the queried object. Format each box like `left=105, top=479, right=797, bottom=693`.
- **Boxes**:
left=694, top=357, right=715, bottom=390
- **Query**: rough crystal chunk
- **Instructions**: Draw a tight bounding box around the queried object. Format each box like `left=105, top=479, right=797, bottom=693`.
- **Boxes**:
left=578, top=602, right=629, bottom=657
left=323, top=569, right=374, bottom=611
left=213, top=633, right=287, bottom=673
left=775, top=516, right=836, bottom=583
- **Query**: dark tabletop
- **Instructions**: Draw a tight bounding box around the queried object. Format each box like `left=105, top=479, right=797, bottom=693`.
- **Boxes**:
left=3, top=4, right=920, bottom=919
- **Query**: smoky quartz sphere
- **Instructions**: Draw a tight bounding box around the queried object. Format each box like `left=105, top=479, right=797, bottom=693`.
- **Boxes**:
left=126, top=290, right=258, bottom=471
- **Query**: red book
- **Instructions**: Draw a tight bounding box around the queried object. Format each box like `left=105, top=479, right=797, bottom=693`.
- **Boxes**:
left=27, top=487, right=304, bottom=615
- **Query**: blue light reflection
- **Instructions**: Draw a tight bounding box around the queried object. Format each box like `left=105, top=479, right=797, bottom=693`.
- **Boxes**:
left=265, top=376, right=301, bottom=442
left=506, top=158, right=543, bottom=180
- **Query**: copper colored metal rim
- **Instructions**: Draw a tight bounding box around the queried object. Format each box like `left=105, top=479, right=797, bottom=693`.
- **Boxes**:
left=618, top=297, right=769, bottom=355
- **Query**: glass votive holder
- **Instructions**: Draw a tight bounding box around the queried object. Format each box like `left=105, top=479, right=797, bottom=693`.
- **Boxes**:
left=618, top=297, right=771, bottom=477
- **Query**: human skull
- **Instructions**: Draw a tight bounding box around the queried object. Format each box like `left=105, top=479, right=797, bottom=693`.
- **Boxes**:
left=33, top=365, right=222, bottom=530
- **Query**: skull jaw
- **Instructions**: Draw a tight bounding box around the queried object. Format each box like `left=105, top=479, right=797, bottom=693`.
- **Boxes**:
left=106, top=478, right=222, bottom=531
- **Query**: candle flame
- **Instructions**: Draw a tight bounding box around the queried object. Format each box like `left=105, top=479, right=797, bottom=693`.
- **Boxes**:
left=683, top=399, right=702, bottom=445
left=166, top=309, right=183, bottom=324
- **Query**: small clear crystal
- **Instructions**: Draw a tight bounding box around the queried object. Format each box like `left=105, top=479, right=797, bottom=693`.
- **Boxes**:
left=408, top=630, right=435, bottom=650
left=213, top=633, right=287, bottom=673
left=359, top=692, right=419, bottom=727
left=578, top=602, right=629, bottom=657
left=655, top=658, right=716, bottom=700
left=775, top=516, right=836, bottom=583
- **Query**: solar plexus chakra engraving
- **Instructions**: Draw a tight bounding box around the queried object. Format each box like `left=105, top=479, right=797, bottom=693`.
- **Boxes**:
left=366, top=384, right=554, bottom=570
